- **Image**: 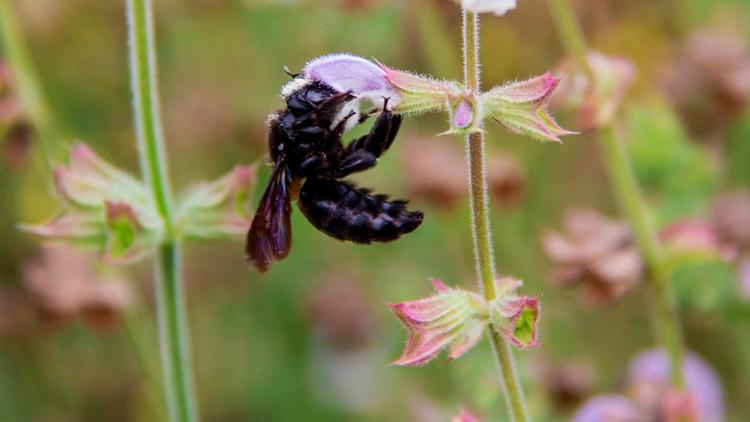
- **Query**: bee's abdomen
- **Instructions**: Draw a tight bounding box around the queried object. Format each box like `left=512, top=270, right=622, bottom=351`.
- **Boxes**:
left=298, top=177, right=423, bottom=243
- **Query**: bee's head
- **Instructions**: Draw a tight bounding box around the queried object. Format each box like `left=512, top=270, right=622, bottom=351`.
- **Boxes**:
left=280, top=76, right=314, bottom=101
left=280, top=76, right=361, bottom=130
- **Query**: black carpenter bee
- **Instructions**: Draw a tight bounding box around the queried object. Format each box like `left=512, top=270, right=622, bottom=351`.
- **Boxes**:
left=246, top=74, right=424, bottom=272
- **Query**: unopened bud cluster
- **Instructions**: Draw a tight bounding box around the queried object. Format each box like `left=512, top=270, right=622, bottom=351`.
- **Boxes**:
left=24, top=144, right=256, bottom=264
left=389, top=277, right=540, bottom=366
left=301, top=54, right=572, bottom=141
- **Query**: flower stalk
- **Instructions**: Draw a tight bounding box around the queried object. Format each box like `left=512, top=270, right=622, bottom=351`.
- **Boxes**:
left=545, top=0, right=592, bottom=80
left=600, top=125, right=685, bottom=388
left=127, top=0, right=199, bottom=420
left=462, top=10, right=530, bottom=421
left=0, top=0, right=63, bottom=161
left=545, top=0, right=686, bottom=389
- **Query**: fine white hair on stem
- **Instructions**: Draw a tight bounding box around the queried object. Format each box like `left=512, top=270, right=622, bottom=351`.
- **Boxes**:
left=461, top=8, right=530, bottom=422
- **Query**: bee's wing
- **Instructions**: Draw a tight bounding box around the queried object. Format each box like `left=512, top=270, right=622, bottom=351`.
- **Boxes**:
left=246, top=162, right=292, bottom=272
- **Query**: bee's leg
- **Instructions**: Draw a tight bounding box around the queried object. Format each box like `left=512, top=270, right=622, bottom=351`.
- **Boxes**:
left=332, top=110, right=357, bottom=136
left=297, top=152, right=333, bottom=177
left=319, top=91, right=356, bottom=110
left=331, top=149, right=377, bottom=178
left=330, top=113, right=401, bottom=178
left=341, top=103, right=402, bottom=160
left=381, top=112, right=402, bottom=152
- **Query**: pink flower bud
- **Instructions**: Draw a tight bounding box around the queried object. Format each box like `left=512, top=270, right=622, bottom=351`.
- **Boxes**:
left=490, top=278, right=540, bottom=348
left=104, top=201, right=150, bottom=265
left=52, top=144, right=149, bottom=208
left=389, top=277, right=541, bottom=365
left=379, top=64, right=465, bottom=117
left=493, top=295, right=540, bottom=348
left=22, top=211, right=101, bottom=240
left=481, top=72, right=575, bottom=142
left=174, top=164, right=258, bottom=240
left=389, top=280, right=489, bottom=366
left=553, top=51, right=636, bottom=130
left=22, top=143, right=160, bottom=264
left=453, top=99, right=475, bottom=129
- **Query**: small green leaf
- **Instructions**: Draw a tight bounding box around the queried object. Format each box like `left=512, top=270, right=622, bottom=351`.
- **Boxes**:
left=104, top=201, right=154, bottom=264
left=512, top=307, right=536, bottom=346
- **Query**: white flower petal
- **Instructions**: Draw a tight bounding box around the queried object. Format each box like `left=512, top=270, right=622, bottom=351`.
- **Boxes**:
left=461, top=0, right=517, bottom=16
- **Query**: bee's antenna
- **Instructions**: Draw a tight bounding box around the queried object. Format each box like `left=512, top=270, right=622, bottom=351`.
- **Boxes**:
left=283, top=66, right=301, bottom=79
left=382, top=96, right=391, bottom=110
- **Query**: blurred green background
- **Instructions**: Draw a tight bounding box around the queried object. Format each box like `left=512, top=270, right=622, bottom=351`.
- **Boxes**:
left=1, top=0, right=750, bottom=420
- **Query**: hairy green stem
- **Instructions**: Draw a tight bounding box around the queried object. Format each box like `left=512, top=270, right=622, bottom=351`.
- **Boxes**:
left=545, top=0, right=592, bottom=80
left=0, top=0, right=63, bottom=162
left=123, top=309, right=168, bottom=420
left=154, top=243, right=197, bottom=421
left=463, top=11, right=530, bottom=421
left=127, top=0, right=199, bottom=419
left=545, top=0, right=686, bottom=388
left=600, top=126, right=685, bottom=387
left=127, top=0, right=173, bottom=222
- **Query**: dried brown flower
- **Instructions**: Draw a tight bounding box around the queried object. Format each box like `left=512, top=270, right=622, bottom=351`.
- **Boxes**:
left=400, top=137, right=523, bottom=209
left=552, top=51, right=636, bottom=131
left=710, top=191, right=750, bottom=299
left=0, top=61, right=32, bottom=167
left=710, top=191, right=750, bottom=249
left=487, top=154, right=524, bottom=205
left=400, top=137, right=467, bottom=210
left=661, top=31, right=750, bottom=139
left=530, top=358, right=595, bottom=408
left=542, top=209, right=643, bottom=305
left=0, top=286, right=35, bottom=338
left=303, top=274, right=376, bottom=351
left=22, top=245, right=132, bottom=331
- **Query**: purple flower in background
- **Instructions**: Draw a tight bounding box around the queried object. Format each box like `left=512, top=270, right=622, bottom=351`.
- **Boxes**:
left=571, top=395, right=645, bottom=422
left=541, top=208, right=643, bottom=306
left=625, top=349, right=724, bottom=422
